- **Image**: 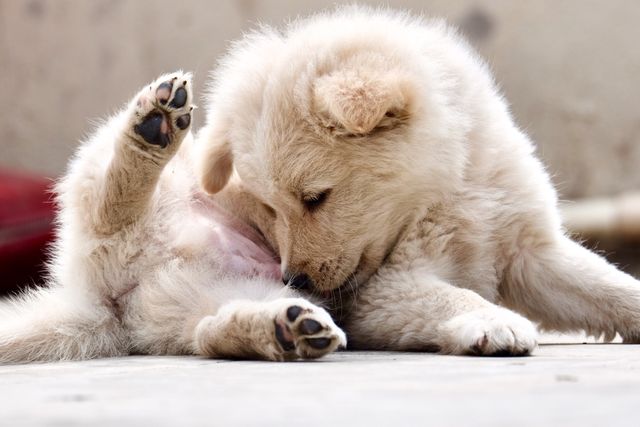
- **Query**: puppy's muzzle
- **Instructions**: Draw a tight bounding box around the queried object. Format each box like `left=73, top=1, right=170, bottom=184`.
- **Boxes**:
left=283, top=271, right=314, bottom=291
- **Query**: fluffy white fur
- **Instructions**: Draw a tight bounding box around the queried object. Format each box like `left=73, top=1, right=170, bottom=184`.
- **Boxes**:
left=198, top=6, right=640, bottom=355
left=3, top=6, right=639, bottom=363
left=0, top=72, right=345, bottom=363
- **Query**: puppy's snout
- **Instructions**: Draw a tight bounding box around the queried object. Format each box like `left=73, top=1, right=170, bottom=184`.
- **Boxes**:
left=282, top=271, right=314, bottom=291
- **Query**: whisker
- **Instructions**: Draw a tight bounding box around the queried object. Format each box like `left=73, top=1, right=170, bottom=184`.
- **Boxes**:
left=351, top=274, right=359, bottom=314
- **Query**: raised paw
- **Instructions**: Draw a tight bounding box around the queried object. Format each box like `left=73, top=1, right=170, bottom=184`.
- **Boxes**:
left=273, top=299, right=347, bottom=360
left=130, top=71, right=194, bottom=149
left=438, top=307, right=538, bottom=356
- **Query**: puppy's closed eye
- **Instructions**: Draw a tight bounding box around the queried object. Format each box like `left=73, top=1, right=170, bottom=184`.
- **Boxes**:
left=302, top=190, right=331, bottom=211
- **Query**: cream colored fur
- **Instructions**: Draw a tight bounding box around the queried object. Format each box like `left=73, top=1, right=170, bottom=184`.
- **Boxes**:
left=0, top=72, right=345, bottom=363
left=198, top=6, right=640, bottom=355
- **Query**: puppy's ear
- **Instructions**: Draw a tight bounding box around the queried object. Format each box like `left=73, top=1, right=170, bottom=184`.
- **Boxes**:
left=313, top=70, right=412, bottom=135
left=197, top=126, right=233, bottom=194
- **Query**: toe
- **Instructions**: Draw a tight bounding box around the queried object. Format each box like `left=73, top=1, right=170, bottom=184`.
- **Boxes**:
left=305, top=337, right=332, bottom=350
left=156, top=81, right=173, bottom=105
left=471, top=333, right=489, bottom=354
left=286, top=305, right=303, bottom=322
left=170, top=85, right=188, bottom=108
left=299, top=319, right=323, bottom=335
left=176, top=113, right=191, bottom=130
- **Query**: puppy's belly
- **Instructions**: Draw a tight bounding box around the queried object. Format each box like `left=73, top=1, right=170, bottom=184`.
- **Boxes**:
left=209, top=220, right=281, bottom=280
left=179, top=200, right=281, bottom=281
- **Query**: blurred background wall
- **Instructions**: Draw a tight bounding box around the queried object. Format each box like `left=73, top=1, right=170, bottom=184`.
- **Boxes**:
left=0, top=0, right=639, bottom=289
left=0, top=0, right=640, bottom=198
left=2, top=0, right=640, bottom=200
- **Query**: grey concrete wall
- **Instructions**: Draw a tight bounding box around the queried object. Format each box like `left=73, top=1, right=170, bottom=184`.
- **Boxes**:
left=1, top=0, right=639, bottom=199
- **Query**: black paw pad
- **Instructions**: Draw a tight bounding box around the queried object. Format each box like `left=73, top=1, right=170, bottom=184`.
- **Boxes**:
left=286, top=306, right=303, bottom=322
left=275, top=321, right=295, bottom=351
left=176, top=113, right=191, bottom=130
left=156, top=81, right=173, bottom=105
left=299, top=319, right=323, bottom=335
left=134, top=112, right=170, bottom=148
left=305, top=337, right=331, bottom=350
left=169, top=86, right=188, bottom=108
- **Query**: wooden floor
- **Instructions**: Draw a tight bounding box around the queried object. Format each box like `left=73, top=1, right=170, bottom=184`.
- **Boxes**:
left=0, top=340, right=638, bottom=427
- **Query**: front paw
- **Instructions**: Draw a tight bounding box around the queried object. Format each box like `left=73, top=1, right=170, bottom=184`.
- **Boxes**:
left=438, top=308, right=538, bottom=356
left=129, top=71, right=194, bottom=150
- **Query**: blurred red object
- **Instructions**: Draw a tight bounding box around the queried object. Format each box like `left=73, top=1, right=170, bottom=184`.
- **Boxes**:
left=0, top=170, right=55, bottom=294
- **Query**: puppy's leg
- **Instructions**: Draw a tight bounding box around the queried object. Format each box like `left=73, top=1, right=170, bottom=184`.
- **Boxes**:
left=124, top=266, right=346, bottom=361
left=0, top=73, right=195, bottom=364
left=502, top=235, right=640, bottom=341
left=344, top=269, right=537, bottom=355
left=195, top=297, right=347, bottom=361
left=94, top=71, right=194, bottom=234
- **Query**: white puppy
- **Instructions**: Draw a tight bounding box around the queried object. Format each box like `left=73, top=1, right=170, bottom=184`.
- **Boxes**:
left=0, top=72, right=345, bottom=363
left=198, top=6, right=640, bottom=355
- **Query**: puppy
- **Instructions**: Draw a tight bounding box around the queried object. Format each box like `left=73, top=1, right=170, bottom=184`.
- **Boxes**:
left=0, top=72, right=345, bottom=363
left=198, top=6, right=640, bottom=355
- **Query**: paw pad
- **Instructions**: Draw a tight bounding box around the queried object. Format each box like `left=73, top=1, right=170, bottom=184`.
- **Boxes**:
left=299, top=319, right=323, bottom=335
left=286, top=305, right=303, bottom=322
left=133, top=74, right=193, bottom=148
left=275, top=321, right=296, bottom=351
left=176, top=113, right=191, bottom=130
left=170, top=86, right=188, bottom=108
left=155, top=81, right=174, bottom=105
left=134, top=112, right=171, bottom=148
left=305, top=337, right=332, bottom=350
left=273, top=302, right=347, bottom=358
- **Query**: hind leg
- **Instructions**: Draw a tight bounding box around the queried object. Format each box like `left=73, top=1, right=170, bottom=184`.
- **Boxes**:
left=503, top=235, right=640, bottom=341
left=196, top=297, right=347, bottom=361
left=94, top=71, right=194, bottom=234
left=123, top=265, right=346, bottom=361
left=0, top=72, right=196, bottom=364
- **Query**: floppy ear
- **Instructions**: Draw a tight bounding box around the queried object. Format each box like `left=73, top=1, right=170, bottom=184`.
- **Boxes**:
left=197, top=125, right=234, bottom=194
left=313, top=69, right=412, bottom=135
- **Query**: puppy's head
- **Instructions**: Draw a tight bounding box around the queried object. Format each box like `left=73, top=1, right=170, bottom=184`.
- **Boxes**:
left=198, top=9, right=468, bottom=293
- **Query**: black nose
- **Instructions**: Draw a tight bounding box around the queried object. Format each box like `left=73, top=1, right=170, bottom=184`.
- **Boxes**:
left=282, top=271, right=314, bottom=291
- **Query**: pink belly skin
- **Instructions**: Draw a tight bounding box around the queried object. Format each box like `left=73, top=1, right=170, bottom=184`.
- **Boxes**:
left=192, top=196, right=282, bottom=281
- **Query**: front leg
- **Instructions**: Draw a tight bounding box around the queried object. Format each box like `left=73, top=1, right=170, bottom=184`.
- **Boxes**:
left=344, top=268, right=537, bottom=356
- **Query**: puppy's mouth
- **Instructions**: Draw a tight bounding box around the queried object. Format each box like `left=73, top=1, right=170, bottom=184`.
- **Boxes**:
left=321, top=272, right=358, bottom=299
left=321, top=242, right=387, bottom=300
left=319, top=268, right=366, bottom=320
left=320, top=251, right=368, bottom=298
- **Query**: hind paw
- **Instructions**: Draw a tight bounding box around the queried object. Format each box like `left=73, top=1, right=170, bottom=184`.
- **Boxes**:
left=129, top=71, right=194, bottom=149
left=272, top=299, right=347, bottom=360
